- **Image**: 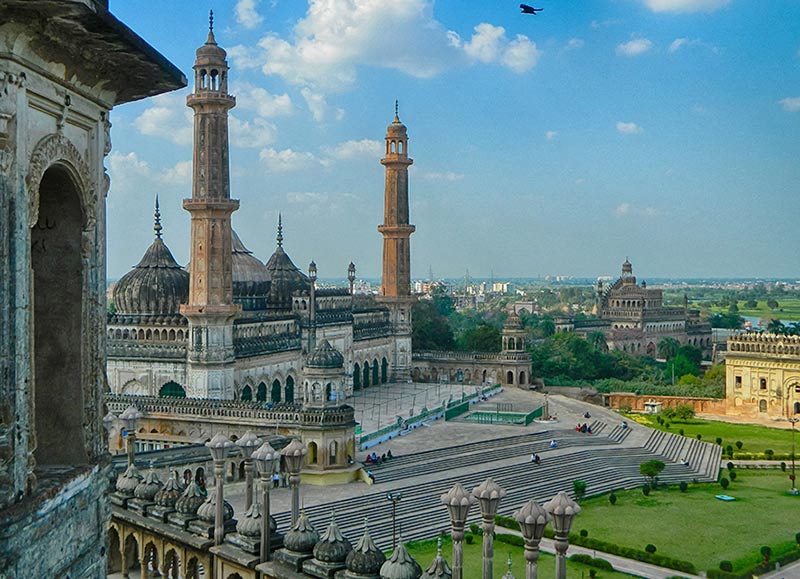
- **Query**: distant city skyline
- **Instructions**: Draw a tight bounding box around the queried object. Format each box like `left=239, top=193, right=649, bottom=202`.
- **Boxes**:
left=107, top=0, right=799, bottom=281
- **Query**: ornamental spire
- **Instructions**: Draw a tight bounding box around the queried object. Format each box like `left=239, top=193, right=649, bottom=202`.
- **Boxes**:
left=154, top=195, right=162, bottom=239
left=277, top=213, right=284, bottom=247
left=208, top=9, right=216, bottom=43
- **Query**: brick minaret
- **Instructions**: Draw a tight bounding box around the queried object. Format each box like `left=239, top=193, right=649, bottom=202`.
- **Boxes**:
left=180, top=12, right=240, bottom=399
left=377, top=103, right=415, bottom=381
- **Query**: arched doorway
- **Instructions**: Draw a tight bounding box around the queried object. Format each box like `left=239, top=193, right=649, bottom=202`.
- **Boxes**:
left=241, top=384, right=253, bottom=401
left=372, top=358, right=379, bottom=384
left=519, top=371, right=526, bottom=384
left=159, top=381, right=186, bottom=398
left=32, top=166, right=87, bottom=465
left=257, top=382, right=267, bottom=402
left=506, top=370, right=514, bottom=385
left=285, top=375, right=295, bottom=403
left=164, top=549, right=181, bottom=579
left=759, top=399, right=767, bottom=412
left=363, top=362, right=370, bottom=388
left=353, top=363, right=361, bottom=390
left=107, top=528, right=122, bottom=574
left=271, top=379, right=282, bottom=403
left=123, top=534, right=140, bottom=577
left=329, top=441, right=338, bottom=465
left=382, top=358, right=389, bottom=383
left=308, top=441, right=318, bottom=464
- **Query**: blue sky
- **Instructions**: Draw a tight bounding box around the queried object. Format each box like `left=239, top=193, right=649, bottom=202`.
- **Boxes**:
left=107, top=0, right=800, bottom=281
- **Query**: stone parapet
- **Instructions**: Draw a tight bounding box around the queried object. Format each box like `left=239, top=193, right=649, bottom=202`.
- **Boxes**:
left=413, top=350, right=531, bottom=362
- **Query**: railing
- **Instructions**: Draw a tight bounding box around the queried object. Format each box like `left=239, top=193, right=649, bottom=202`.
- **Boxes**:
left=107, top=341, right=187, bottom=360
left=233, top=333, right=302, bottom=358
left=728, top=332, right=800, bottom=356
left=413, top=350, right=531, bottom=362
left=353, top=324, right=393, bottom=341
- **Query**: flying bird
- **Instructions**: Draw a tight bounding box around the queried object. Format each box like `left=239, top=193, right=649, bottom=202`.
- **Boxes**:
left=520, top=4, right=543, bottom=14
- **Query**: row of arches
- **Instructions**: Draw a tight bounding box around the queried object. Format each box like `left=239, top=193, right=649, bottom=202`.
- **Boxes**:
left=239, top=376, right=296, bottom=404
left=108, top=327, right=186, bottom=342
left=352, top=357, right=389, bottom=390
left=108, top=526, right=207, bottom=579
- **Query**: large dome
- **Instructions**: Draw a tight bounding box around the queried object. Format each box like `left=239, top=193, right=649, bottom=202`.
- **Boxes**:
left=113, top=208, right=189, bottom=316
left=232, top=229, right=270, bottom=311
left=264, top=216, right=309, bottom=309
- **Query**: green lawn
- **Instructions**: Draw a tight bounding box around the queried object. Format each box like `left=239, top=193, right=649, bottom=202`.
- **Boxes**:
left=709, top=298, right=800, bottom=323
left=405, top=535, right=638, bottom=579
left=573, top=471, right=800, bottom=573
left=628, top=414, right=796, bottom=457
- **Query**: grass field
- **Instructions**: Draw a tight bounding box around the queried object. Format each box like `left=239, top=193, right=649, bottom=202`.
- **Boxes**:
left=708, top=298, right=800, bottom=323
left=405, top=535, right=638, bottom=579
left=627, top=414, right=796, bottom=457
left=573, top=471, right=800, bottom=573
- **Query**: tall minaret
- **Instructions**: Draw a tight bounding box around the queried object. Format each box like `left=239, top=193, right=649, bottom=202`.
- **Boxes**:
left=180, top=11, right=240, bottom=399
left=377, top=103, right=415, bottom=381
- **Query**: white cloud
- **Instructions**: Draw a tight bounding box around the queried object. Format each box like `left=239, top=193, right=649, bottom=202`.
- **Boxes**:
left=323, top=139, right=382, bottom=160
left=229, top=115, right=277, bottom=148
left=545, top=131, right=558, bottom=141
left=234, top=83, right=294, bottom=117
left=640, top=0, right=730, bottom=13
left=235, top=0, right=263, bottom=29
left=779, top=97, right=800, bottom=112
left=616, top=37, right=653, bottom=57
left=157, top=160, right=192, bottom=185
left=301, top=88, right=345, bottom=123
left=616, top=121, right=644, bottom=135
left=565, top=38, right=585, bottom=51
left=615, top=202, right=657, bottom=217
left=450, top=24, right=541, bottom=73
left=108, top=151, right=151, bottom=196
left=133, top=92, right=193, bottom=145
left=591, top=19, right=621, bottom=29
left=416, top=171, right=464, bottom=182
left=259, top=147, right=319, bottom=172
left=668, top=37, right=719, bottom=54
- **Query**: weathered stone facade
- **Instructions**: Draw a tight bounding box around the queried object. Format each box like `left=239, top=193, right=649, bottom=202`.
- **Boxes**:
left=725, top=332, right=800, bottom=420
left=0, top=1, right=183, bottom=576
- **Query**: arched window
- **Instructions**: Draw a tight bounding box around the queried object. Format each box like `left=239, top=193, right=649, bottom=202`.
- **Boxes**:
left=759, top=399, right=767, bottom=412
left=285, top=376, right=295, bottom=403
left=382, top=358, right=389, bottom=383
left=308, top=441, right=318, bottom=464
left=794, top=401, right=800, bottom=414
left=271, top=379, right=282, bottom=403
left=329, top=441, right=338, bottom=465
left=241, top=385, right=253, bottom=401
left=353, top=363, right=361, bottom=390
left=159, top=381, right=186, bottom=398
left=363, top=362, right=370, bottom=388
left=326, top=382, right=332, bottom=401
left=760, top=378, right=767, bottom=390
left=372, top=358, right=379, bottom=384
left=257, top=382, right=267, bottom=402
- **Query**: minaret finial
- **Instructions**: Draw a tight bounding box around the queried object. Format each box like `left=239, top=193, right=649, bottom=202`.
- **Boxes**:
left=277, top=213, right=283, bottom=248
left=154, top=195, right=162, bottom=239
left=207, top=9, right=217, bottom=43
left=394, top=99, right=400, bottom=122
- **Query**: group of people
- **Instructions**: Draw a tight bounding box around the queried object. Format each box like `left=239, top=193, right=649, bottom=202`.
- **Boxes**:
left=575, top=423, right=593, bottom=434
left=364, top=449, right=394, bottom=465
left=529, top=452, right=542, bottom=464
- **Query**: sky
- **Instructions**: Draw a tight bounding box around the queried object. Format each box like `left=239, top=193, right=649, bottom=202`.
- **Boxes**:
left=106, top=0, right=800, bottom=282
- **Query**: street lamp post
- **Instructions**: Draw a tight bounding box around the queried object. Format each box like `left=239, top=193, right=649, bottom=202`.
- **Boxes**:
left=441, top=482, right=475, bottom=579
left=253, top=441, right=279, bottom=562
left=386, top=491, right=403, bottom=549
left=282, top=438, right=308, bottom=527
left=544, top=491, right=581, bottom=579
left=473, top=478, right=507, bottom=579
left=206, top=433, right=233, bottom=545
left=514, top=499, right=550, bottom=579
left=119, top=405, right=143, bottom=467
left=790, top=418, right=799, bottom=494
left=236, top=430, right=262, bottom=510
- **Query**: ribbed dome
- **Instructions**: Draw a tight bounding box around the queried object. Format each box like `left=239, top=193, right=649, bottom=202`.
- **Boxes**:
left=284, top=511, right=319, bottom=554
left=421, top=539, right=451, bottom=579
left=346, top=521, right=386, bottom=575
left=265, top=216, right=309, bottom=309
left=232, top=229, right=271, bottom=310
left=115, top=464, right=142, bottom=497
left=313, top=514, right=352, bottom=563
left=175, top=483, right=207, bottom=515
left=154, top=472, right=185, bottom=508
left=113, top=201, right=189, bottom=315
left=307, top=339, right=344, bottom=369
left=236, top=501, right=276, bottom=538
left=133, top=469, right=162, bottom=501
left=197, top=488, right=234, bottom=523
left=380, top=541, right=422, bottom=579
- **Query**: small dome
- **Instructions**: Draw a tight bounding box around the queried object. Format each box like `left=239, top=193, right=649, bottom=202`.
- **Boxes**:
left=232, top=229, right=271, bottom=310
left=307, top=339, right=344, bottom=369
left=265, top=216, right=309, bottom=309
left=197, top=488, right=234, bottom=523
left=113, top=201, right=189, bottom=315
left=346, top=521, right=386, bottom=575
left=421, top=538, right=451, bottom=579
left=115, top=464, right=142, bottom=496
left=175, top=483, right=207, bottom=515
left=503, top=310, right=523, bottom=331
left=236, top=501, right=277, bottom=538
left=622, top=258, right=633, bottom=275
left=154, top=472, right=185, bottom=508
left=380, top=541, right=422, bottom=579
left=133, top=468, right=162, bottom=501
left=195, top=15, right=227, bottom=62
left=313, top=514, right=352, bottom=564
left=284, top=511, right=319, bottom=554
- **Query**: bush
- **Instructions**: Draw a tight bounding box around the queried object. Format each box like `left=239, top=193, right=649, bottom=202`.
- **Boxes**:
left=665, top=422, right=671, bottom=429
left=609, top=492, right=617, bottom=505
left=697, top=434, right=702, bottom=440
left=589, top=570, right=597, bottom=579
left=716, top=437, right=723, bottom=445
left=495, top=533, right=523, bottom=547
left=796, top=531, right=800, bottom=545
left=726, top=445, right=734, bottom=458
left=573, top=479, right=588, bottom=501
left=469, top=523, right=480, bottom=535
left=566, top=535, right=695, bottom=574
left=580, top=529, right=589, bottom=538
left=720, top=477, right=730, bottom=489
left=465, top=534, right=474, bottom=545
left=729, top=471, right=737, bottom=481
left=735, top=440, right=743, bottom=450
left=645, top=544, right=657, bottom=554
left=727, top=462, right=734, bottom=471
left=495, top=514, right=517, bottom=530
left=719, top=560, right=733, bottom=572
left=679, top=481, right=688, bottom=493
left=781, top=462, right=787, bottom=472
left=642, top=484, right=651, bottom=496
left=679, top=428, right=684, bottom=436
left=765, top=449, right=775, bottom=458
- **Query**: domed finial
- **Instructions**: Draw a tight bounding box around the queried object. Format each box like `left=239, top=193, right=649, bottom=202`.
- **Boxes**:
left=277, top=213, right=284, bottom=248
left=207, top=9, right=217, bottom=43
left=394, top=99, right=400, bottom=122
left=154, top=195, right=163, bottom=239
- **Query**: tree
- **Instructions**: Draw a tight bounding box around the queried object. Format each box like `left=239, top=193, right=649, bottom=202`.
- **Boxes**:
left=640, top=460, right=665, bottom=486
left=540, top=318, right=555, bottom=337
left=459, top=324, right=501, bottom=352
left=572, top=479, right=587, bottom=501
left=745, top=299, right=758, bottom=308
left=760, top=545, right=772, bottom=565
left=767, top=319, right=786, bottom=335
left=587, top=331, right=609, bottom=352
left=767, top=299, right=779, bottom=310
left=710, top=311, right=744, bottom=330
left=412, top=300, right=455, bottom=351
left=673, top=403, right=695, bottom=420
left=657, top=337, right=680, bottom=360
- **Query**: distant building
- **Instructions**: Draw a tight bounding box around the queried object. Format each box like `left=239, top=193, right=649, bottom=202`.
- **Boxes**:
left=562, top=259, right=712, bottom=355
left=725, top=332, right=800, bottom=420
